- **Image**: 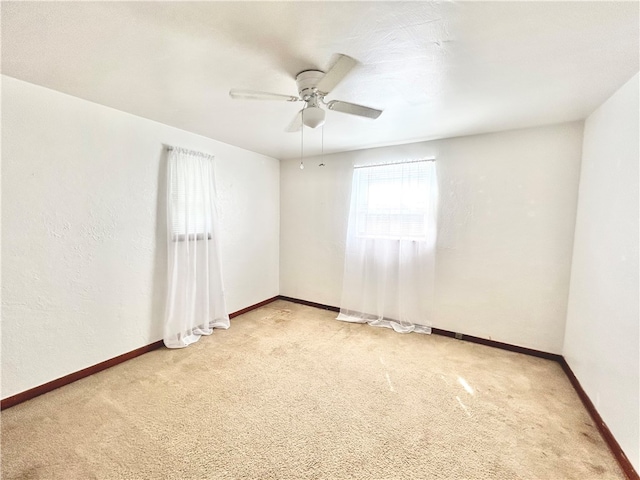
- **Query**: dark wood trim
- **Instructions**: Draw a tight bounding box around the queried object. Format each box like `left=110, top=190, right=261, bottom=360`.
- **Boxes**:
left=559, top=358, right=639, bottom=480
left=1, top=296, right=281, bottom=410
left=0, top=340, right=164, bottom=410
left=278, top=297, right=560, bottom=361
left=229, top=296, right=280, bottom=318
left=278, top=295, right=340, bottom=312
left=430, top=327, right=563, bottom=361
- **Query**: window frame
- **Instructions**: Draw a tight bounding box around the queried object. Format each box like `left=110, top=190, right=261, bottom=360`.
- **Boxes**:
left=353, top=159, right=436, bottom=241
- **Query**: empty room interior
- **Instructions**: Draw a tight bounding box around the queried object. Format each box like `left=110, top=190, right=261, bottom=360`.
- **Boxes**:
left=1, top=2, right=639, bottom=479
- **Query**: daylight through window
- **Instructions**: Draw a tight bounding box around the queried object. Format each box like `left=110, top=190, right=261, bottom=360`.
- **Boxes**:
left=353, top=160, right=436, bottom=240
left=170, top=156, right=214, bottom=241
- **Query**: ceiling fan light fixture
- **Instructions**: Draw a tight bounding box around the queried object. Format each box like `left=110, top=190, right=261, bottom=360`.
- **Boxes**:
left=303, top=106, right=325, bottom=128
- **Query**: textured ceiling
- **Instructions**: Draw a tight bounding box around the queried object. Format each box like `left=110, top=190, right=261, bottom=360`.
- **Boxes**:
left=2, top=2, right=638, bottom=160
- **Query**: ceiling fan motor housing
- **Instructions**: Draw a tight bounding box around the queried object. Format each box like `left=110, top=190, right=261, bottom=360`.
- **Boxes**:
left=296, top=70, right=325, bottom=100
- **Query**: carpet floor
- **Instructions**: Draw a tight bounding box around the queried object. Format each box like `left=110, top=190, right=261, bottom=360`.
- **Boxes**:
left=1, top=300, right=624, bottom=479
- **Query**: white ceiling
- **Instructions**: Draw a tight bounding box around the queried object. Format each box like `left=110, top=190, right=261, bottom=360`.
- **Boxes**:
left=2, top=2, right=638, bottom=160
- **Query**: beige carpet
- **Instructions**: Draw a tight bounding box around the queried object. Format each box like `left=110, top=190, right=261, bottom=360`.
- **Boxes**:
left=1, top=300, right=624, bottom=479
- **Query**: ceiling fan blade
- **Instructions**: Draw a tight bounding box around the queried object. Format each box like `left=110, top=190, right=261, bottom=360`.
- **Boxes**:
left=316, top=54, right=357, bottom=95
left=327, top=100, right=382, bottom=119
left=229, top=89, right=299, bottom=102
left=285, top=110, right=303, bottom=132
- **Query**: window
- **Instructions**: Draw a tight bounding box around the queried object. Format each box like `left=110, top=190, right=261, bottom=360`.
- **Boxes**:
left=169, top=151, right=214, bottom=242
left=353, top=160, right=436, bottom=240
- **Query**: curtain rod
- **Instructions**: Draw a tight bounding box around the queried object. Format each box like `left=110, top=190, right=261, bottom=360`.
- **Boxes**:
left=354, top=158, right=436, bottom=169
left=166, top=146, right=215, bottom=159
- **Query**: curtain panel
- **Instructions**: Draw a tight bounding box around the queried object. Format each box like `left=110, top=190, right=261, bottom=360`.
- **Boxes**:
left=338, top=161, right=438, bottom=333
left=164, top=147, right=229, bottom=348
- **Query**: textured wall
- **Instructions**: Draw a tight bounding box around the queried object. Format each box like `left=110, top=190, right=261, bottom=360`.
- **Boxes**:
left=1, top=76, right=280, bottom=398
left=281, top=122, right=584, bottom=354
left=564, top=73, right=639, bottom=471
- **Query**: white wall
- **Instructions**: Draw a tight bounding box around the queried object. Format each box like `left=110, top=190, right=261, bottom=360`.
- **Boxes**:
left=1, top=76, right=280, bottom=399
left=564, top=73, right=639, bottom=471
left=281, top=122, right=584, bottom=354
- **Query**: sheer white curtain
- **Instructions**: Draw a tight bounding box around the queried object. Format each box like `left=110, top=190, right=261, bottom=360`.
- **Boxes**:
left=337, top=160, right=438, bottom=333
left=164, top=147, right=229, bottom=348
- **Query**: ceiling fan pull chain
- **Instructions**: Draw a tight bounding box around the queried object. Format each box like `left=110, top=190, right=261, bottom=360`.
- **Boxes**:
left=300, top=109, right=305, bottom=170
left=319, top=125, right=325, bottom=167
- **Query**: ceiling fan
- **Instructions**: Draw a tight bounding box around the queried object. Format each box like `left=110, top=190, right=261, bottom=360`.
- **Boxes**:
left=229, top=54, right=383, bottom=132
